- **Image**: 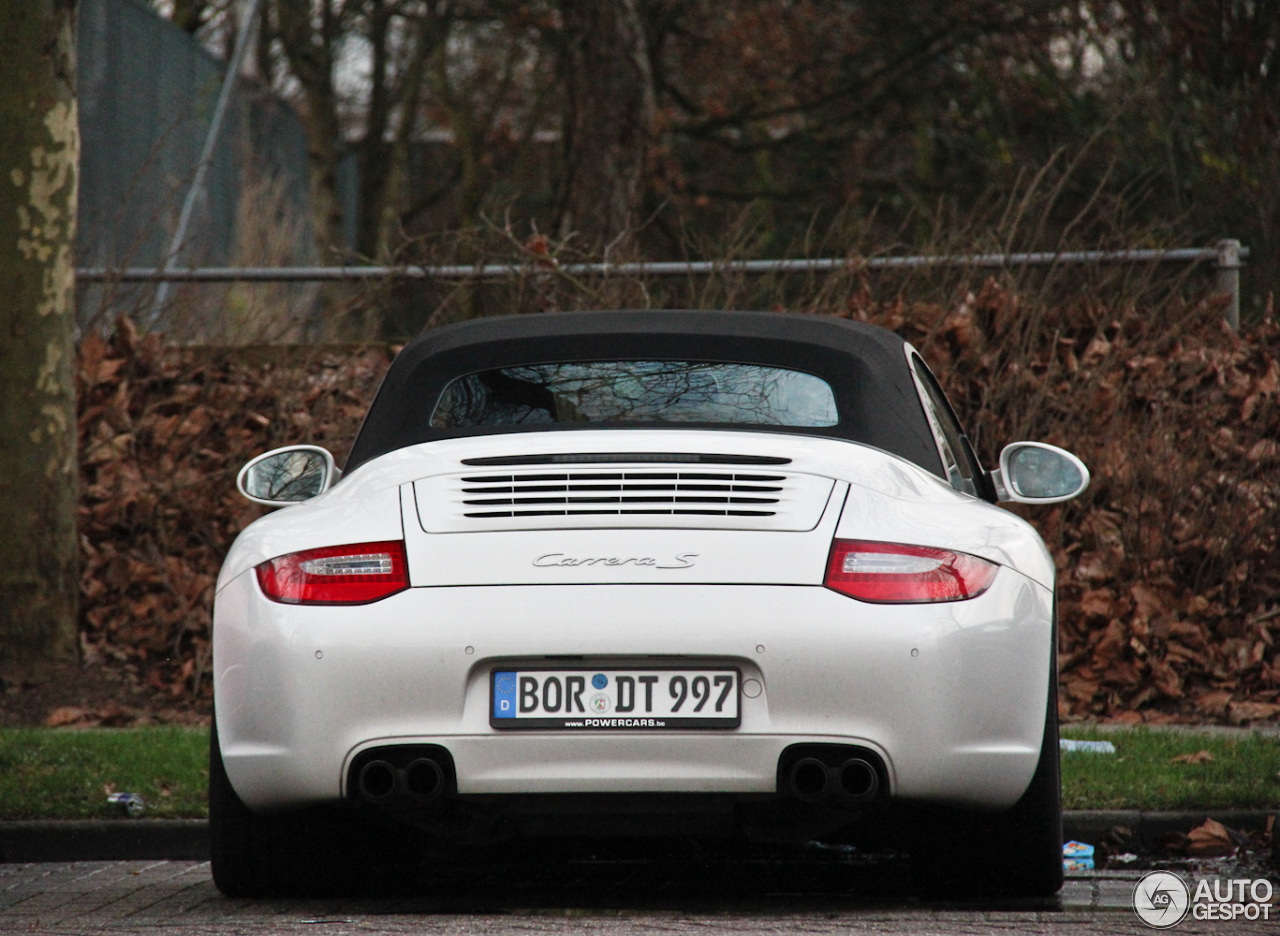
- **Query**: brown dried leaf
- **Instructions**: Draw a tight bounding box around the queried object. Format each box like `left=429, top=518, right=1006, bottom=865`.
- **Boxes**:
left=1078, top=588, right=1116, bottom=620
left=46, top=706, right=92, bottom=727
left=1074, top=552, right=1109, bottom=582
left=1129, top=584, right=1168, bottom=624
left=1186, top=818, right=1235, bottom=857
left=1193, top=690, right=1233, bottom=716
left=1227, top=701, right=1280, bottom=724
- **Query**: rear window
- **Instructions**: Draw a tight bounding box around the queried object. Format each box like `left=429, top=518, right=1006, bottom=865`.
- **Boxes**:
left=431, top=361, right=839, bottom=429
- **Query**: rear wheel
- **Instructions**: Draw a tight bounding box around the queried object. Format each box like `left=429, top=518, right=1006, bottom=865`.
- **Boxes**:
left=209, top=719, right=374, bottom=897
left=908, top=685, right=1063, bottom=899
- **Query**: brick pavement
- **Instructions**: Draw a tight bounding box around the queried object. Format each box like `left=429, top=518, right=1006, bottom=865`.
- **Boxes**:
left=3, top=860, right=1259, bottom=936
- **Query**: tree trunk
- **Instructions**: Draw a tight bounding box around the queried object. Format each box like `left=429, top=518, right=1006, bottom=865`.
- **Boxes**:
left=556, top=0, right=655, bottom=252
left=0, top=0, right=80, bottom=663
left=276, top=0, right=348, bottom=262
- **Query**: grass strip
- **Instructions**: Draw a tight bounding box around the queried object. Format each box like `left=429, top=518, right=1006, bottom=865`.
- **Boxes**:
left=1, top=725, right=1277, bottom=819
left=0, top=726, right=208, bottom=820
left=1060, top=726, right=1280, bottom=811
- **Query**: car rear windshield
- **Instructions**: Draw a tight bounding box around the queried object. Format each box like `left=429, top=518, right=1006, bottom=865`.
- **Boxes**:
left=430, top=361, right=839, bottom=428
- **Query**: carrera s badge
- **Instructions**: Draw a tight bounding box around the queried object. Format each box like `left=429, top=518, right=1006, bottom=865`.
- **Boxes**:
left=532, top=553, right=699, bottom=569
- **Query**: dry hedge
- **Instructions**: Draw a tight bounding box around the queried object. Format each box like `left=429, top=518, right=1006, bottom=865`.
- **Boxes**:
left=76, top=298, right=1280, bottom=724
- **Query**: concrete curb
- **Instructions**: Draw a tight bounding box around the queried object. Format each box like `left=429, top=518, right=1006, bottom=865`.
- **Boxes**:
left=1064, top=809, right=1275, bottom=851
left=1, top=811, right=1274, bottom=863
left=0, top=819, right=209, bottom=862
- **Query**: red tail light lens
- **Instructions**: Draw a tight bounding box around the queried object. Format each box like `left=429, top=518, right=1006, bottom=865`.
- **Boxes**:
left=824, top=539, right=997, bottom=603
left=256, top=540, right=409, bottom=605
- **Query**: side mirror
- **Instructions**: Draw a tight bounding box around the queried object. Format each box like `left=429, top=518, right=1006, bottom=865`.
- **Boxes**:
left=236, top=445, right=338, bottom=506
left=990, top=442, right=1089, bottom=504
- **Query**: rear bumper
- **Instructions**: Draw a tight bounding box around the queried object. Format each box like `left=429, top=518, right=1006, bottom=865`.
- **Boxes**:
left=213, top=572, right=1053, bottom=813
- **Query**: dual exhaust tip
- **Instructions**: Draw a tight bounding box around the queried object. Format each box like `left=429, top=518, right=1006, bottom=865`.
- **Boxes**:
left=788, top=756, right=880, bottom=806
left=356, top=748, right=878, bottom=808
left=356, top=757, right=445, bottom=806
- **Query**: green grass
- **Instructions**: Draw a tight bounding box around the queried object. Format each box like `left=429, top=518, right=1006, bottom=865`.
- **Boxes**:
left=1, top=725, right=1278, bottom=819
left=0, top=727, right=209, bottom=820
left=1060, top=726, right=1280, bottom=811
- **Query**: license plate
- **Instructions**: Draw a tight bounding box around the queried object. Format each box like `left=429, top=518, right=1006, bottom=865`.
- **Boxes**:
left=490, top=668, right=740, bottom=730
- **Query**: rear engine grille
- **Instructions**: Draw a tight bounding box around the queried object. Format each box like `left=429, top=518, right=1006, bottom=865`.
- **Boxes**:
left=458, top=470, right=787, bottom=519
left=413, top=457, right=837, bottom=533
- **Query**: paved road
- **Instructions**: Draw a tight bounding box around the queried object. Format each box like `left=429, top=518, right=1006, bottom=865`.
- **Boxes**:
left=2, top=849, right=1265, bottom=936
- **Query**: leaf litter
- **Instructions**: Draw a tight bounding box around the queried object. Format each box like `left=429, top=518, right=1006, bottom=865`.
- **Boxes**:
left=71, top=296, right=1280, bottom=727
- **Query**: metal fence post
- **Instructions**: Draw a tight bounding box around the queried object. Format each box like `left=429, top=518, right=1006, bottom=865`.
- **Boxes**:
left=1216, top=238, right=1242, bottom=331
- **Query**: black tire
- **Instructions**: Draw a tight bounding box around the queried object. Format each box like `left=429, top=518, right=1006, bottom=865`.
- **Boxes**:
left=209, top=718, right=372, bottom=897
left=208, top=718, right=261, bottom=896
left=908, top=679, right=1063, bottom=899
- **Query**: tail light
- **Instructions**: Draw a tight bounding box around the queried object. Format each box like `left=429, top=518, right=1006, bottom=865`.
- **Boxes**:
left=824, top=539, right=997, bottom=603
left=256, top=540, right=409, bottom=605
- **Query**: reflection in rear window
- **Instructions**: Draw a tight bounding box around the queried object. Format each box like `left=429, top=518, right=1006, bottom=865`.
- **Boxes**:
left=431, top=361, right=839, bottom=428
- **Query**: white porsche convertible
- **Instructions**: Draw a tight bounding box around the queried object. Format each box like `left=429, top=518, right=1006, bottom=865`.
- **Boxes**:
left=211, top=310, right=1088, bottom=897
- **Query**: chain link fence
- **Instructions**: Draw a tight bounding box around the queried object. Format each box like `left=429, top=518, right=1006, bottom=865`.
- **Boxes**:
left=76, top=0, right=314, bottom=331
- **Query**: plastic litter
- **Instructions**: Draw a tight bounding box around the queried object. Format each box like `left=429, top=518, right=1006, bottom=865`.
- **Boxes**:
left=106, top=792, right=146, bottom=817
left=1063, top=840, right=1095, bottom=871
left=1059, top=738, right=1116, bottom=754
left=805, top=841, right=859, bottom=853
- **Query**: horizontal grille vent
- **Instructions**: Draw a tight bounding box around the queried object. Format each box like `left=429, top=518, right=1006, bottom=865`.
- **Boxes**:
left=459, top=470, right=788, bottom=519
left=414, top=457, right=837, bottom=533
left=460, top=452, right=791, bottom=467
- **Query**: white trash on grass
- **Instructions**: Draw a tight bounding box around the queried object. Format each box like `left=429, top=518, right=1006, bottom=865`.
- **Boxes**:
left=1060, top=739, right=1117, bottom=754
left=106, top=792, right=146, bottom=817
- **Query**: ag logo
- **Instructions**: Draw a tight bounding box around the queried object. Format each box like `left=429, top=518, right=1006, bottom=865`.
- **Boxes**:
left=1133, top=870, right=1190, bottom=928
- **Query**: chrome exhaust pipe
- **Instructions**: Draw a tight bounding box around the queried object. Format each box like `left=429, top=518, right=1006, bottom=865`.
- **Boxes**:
left=403, top=757, right=445, bottom=803
left=357, top=759, right=398, bottom=805
left=834, top=758, right=879, bottom=804
left=789, top=757, right=830, bottom=802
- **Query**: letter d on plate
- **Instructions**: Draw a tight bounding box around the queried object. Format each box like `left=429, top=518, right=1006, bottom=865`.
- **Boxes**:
left=493, top=671, right=517, bottom=718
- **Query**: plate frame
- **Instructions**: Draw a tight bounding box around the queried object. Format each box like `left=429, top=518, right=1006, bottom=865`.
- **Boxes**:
left=489, top=666, right=742, bottom=730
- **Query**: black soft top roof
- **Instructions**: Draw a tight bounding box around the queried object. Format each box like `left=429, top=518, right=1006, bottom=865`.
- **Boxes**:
left=344, top=310, right=942, bottom=476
